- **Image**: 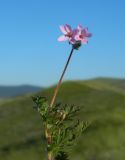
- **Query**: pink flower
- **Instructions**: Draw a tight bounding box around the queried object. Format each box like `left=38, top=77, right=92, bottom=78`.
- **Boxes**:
left=58, top=24, right=92, bottom=47
left=74, top=25, right=92, bottom=44
left=58, top=24, right=76, bottom=44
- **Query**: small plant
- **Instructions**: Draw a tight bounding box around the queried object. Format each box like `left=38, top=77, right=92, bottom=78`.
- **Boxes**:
left=32, top=24, right=92, bottom=160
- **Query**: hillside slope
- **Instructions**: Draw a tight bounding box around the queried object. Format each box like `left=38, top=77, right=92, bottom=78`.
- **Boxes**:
left=79, top=77, right=125, bottom=94
left=0, top=79, right=125, bottom=160
left=0, top=85, right=42, bottom=98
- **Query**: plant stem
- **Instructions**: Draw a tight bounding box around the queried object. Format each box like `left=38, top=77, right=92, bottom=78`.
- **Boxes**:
left=46, top=47, right=74, bottom=160
left=50, top=47, right=74, bottom=108
left=48, top=152, right=54, bottom=160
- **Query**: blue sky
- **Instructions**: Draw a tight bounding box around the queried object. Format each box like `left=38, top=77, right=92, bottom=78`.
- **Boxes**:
left=0, top=0, right=125, bottom=86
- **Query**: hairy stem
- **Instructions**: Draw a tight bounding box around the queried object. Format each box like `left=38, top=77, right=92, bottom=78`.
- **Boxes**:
left=50, top=47, right=74, bottom=108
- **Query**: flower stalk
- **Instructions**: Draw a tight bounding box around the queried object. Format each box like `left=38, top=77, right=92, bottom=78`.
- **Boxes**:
left=46, top=47, right=74, bottom=160
left=50, top=47, right=74, bottom=108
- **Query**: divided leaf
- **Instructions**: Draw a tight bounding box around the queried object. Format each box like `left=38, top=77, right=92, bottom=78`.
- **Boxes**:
left=32, top=96, right=89, bottom=159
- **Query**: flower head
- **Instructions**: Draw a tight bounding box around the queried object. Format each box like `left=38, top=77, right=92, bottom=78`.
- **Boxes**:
left=58, top=24, right=92, bottom=49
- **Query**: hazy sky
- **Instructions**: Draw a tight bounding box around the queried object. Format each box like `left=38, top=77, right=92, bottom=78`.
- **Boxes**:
left=0, top=0, right=125, bottom=86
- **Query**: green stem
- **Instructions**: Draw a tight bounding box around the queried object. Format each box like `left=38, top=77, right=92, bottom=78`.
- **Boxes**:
left=48, top=151, right=54, bottom=160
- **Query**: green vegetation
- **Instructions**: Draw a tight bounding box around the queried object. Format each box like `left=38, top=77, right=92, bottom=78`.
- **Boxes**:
left=0, top=78, right=125, bottom=160
left=32, top=96, right=88, bottom=160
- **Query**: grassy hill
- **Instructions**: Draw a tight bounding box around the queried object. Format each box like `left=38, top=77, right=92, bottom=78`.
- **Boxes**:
left=0, top=85, right=42, bottom=98
left=80, top=77, right=125, bottom=94
left=0, top=78, right=125, bottom=160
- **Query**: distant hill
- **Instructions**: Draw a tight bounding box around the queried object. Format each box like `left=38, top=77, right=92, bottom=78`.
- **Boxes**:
left=79, top=77, right=125, bottom=94
left=0, top=78, right=125, bottom=160
left=0, top=85, right=43, bottom=98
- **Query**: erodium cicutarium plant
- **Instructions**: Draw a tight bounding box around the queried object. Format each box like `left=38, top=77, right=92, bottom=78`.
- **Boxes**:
left=32, top=24, right=92, bottom=160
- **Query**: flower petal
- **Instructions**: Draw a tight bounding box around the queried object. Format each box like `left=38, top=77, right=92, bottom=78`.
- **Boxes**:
left=83, top=28, right=92, bottom=37
left=81, top=38, right=88, bottom=44
left=59, top=25, right=67, bottom=34
left=72, top=29, right=78, bottom=36
left=87, top=33, right=92, bottom=37
left=65, top=24, right=72, bottom=33
left=58, top=35, right=68, bottom=41
left=77, top=25, right=83, bottom=31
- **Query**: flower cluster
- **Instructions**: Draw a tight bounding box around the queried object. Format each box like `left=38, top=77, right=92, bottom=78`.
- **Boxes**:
left=58, top=24, right=92, bottom=47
